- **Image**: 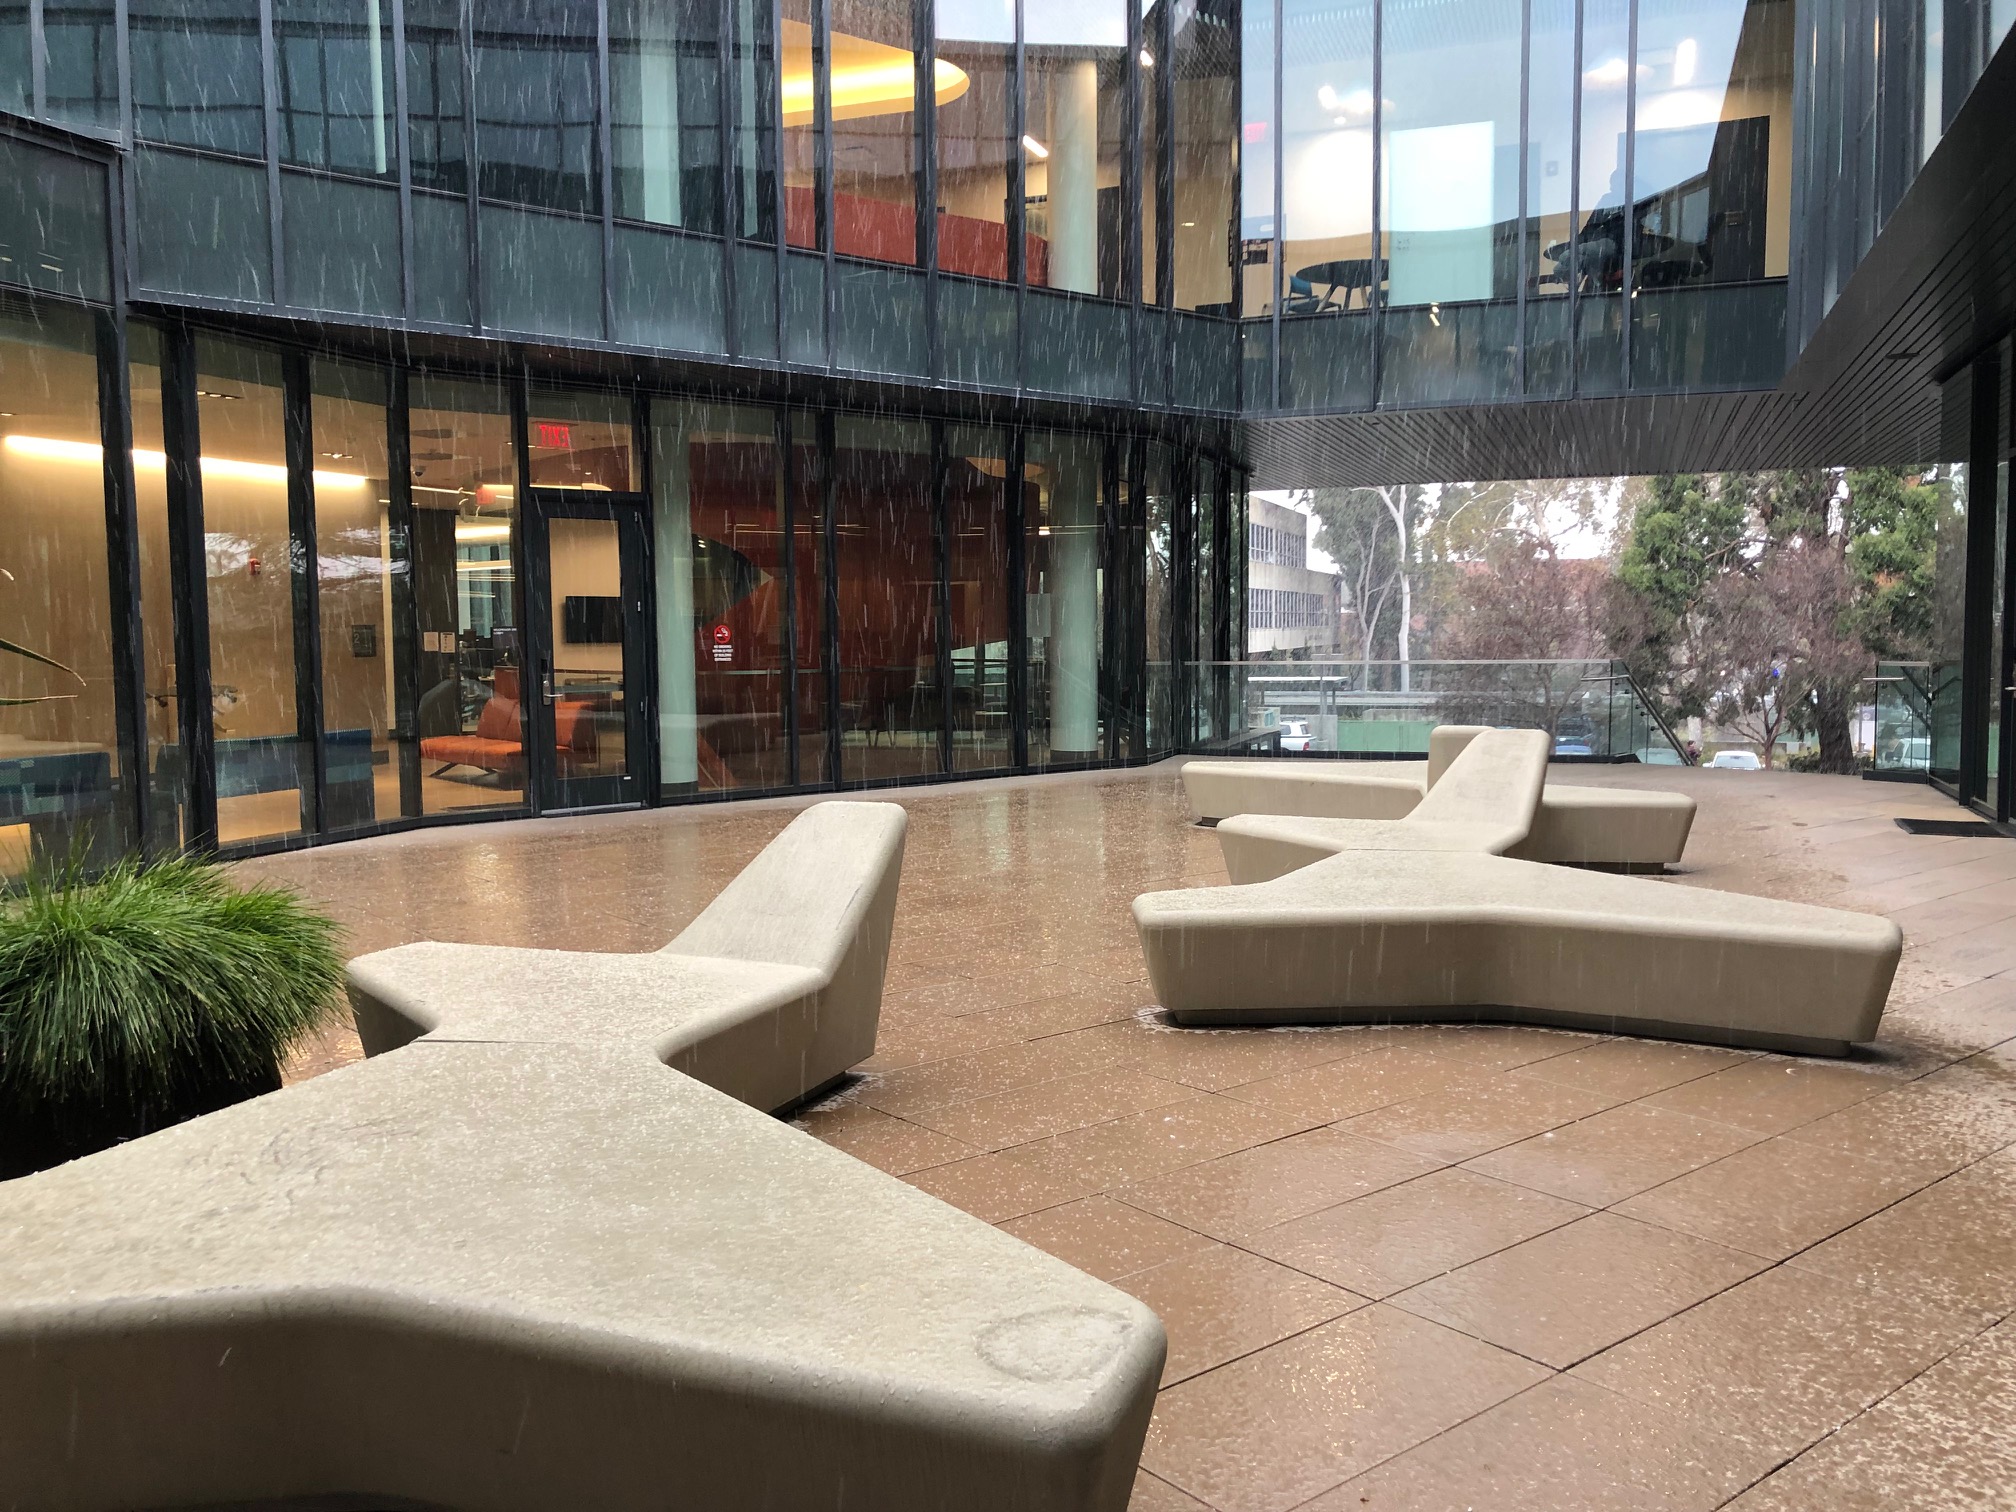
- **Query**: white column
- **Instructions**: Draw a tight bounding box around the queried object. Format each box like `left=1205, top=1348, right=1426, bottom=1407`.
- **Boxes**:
left=1048, top=441, right=1100, bottom=756
left=650, top=404, right=698, bottom=785
left=1047, top=59, right=1099, bottom=294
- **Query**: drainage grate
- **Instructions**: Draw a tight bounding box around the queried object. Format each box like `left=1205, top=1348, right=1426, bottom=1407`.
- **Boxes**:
left=1894, top=817, right=2007, bottom=838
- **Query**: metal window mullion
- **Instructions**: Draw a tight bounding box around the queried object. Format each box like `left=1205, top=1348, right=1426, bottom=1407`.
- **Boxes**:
left=916, top=0, right=938, bottom=374
left=162, top=326, right=217, bottom=852
left=1368, top=0, right=1383, bottom=406
left=597, top=0, right=616, bottom=342
left=511, top=366, right=545, bottom=813
left=1013, top=0, right=1027, bottom=390
left=1568, top=0, right=1583, bottom=395
left=718, top=0, right=742, bottom=355
left=814, top=0, right=834, bottom=366
left=260, top=0, right=286, bottom=306
left=29, top=0, right=46, bottom=115
left=1122, top=0, right=1141, bottom=401
left=96, top=306, right=150, bottom=857
left=283, top=351, right=327, bottom=836
left=627, top=389, right=659, bottom=806
left=818, top=410, right=842, bottom=783
left=1516, top=0, right=1531, bottom=394
left=462, top=0, right=481, bottom=330
left=771, top=0, right=789, bottom=360
left=391, top=0, right=416, bottom=319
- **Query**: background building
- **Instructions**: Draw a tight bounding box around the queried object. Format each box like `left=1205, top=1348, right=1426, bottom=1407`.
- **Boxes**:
left=1245, top=496, right=1342, bottom=658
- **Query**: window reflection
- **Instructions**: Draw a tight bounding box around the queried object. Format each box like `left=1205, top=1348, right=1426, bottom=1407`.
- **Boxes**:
left=826, top=0, right=932, bottom=266
left=275, top=0, right=397, bottom=177
left=946, top=425, right=1011, bottom=771
left=1024, top=430, right=1106, bottom=765
left=1172, top=0, right=1237, bottom=312
left=935, top=0, right=1015, bottom=283
left=610, top=0, right=725, bottom=234
left=1023, top=0, right=1128, bottom=297
left=131, top=0, right=265, bottom=155
left=474, top=0, right=600, bottom=214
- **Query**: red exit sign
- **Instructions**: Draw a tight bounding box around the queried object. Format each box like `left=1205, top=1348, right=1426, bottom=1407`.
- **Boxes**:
left=535, top=421, right=572, bottom=448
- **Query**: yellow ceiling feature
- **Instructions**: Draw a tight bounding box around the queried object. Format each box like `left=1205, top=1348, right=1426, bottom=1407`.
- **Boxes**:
left=780, top=18, right=968, bottom=126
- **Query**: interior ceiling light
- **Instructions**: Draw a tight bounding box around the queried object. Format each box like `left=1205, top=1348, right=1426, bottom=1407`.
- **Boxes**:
left=454, top=521, right=512, bottom=542
left=2, top=434, right=366, bottom=489
left=1022, top=133, right=1050, bottom=159
left=1139, top=48, right=1154, bottom=67
left=779, top=19, right=967, bottom=125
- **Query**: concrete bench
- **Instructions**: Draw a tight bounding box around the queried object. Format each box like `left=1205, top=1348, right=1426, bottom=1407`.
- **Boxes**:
left=0, top=799, right=1166, bottom=1511
left=1184, top=724, right=1696, bottom=870
left=347, top=800, right=909, bottom=1115
left=1134, top=849, right=1901, bottom=1056
left=1216, top=727, right=1550, bottom=883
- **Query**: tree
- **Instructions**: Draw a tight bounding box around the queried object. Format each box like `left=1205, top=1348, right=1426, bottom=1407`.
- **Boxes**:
left=1841, top=466, right=1940, bottom=659
left=1606, top=473, right=1748, bottom=724
left=1307, top=485, right=1420, bottom=683
left=1436, top=531, right=1609, bottom=738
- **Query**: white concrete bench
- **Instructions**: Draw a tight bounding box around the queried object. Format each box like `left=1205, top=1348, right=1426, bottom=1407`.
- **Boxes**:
left=347, top=800, right=909, bottom=1114
left=1134, top=849, right=1901, bottom=1056
left=0, top=1041, right=1163, bottom=1510
left=0, top=799, right=1167, bottom=1511
left=1185, top=724, right=1696, bottom=870
left=1216, top=727, right=1550, bottom=883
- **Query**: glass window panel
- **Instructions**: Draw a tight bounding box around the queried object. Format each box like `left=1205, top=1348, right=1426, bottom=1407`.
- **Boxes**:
left=132, top=149, right=273, bottom=303
left=1024, top=429, right=1105, bottom=766
left=1379, top=0, right=1520, bottom=313
left=935, top=0, right=1014, bottom=283
left=43, top=0, right=120, bottom=128
left=0, top=299, right=123, bottom=877
left=1140, top=0, right=1162, bottom=304
left=614, top=225, right=729, bottom=352
left=1026, top=285, right=1130, bottom=396
left=478, top=203, right=603, bottom=337
left=0, top=0, right=25, bottom=114
left=281, top=170, right=402, bottom=316
left=473, top=0, right=600, bottom=214
left=939, top=274, right=1016, bottom=385
left=528, top=390, right=638, bottom=491
left=732, top=240, right=780, bottom=356
left=829, top=0, right=922, bottom=267
left=127, top=325, right=185, bottom=854
left=611, top=0, right=725, bottom=234
left=781, top=0, right=824, bottom=250
left=131, top=0, right=266, bottom=155
left=1574, top=0, right=1630, bottom=393
left=832, top=259, right=928, bottom=373
left=310, top=359, right=396, bottom=832
left=832, top=415, right=938, bottom=782
left=651, top=400, right=791, bottom=793
left=412, top=190, right=473, bottom=323
left=1525, top=0, right=1576, bottom=394
left=408, top=374, right=524, bottom=815
left=733, top=0, right=780, bottom=242
left=275, top=0, right=397, bottom=177
left=1238, top=0, right=1275, bottom=325
left=406, top=0, right=468, bottom=195
left=194, top=337, right=307, bottom=846
left=1171, top=0, right=1235, bottom=312
left=1023, top=0, right=1128, bottom=297
left=945, top=424, right=1010, bottom=771
left=1143, top=440, right=1173, bottom=750
left=0, top=136, right=112, bottom=304
left=1631, top=0, right=1792, bottom=290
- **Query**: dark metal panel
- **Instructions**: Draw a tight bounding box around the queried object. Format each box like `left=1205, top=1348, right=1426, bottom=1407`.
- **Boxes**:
left=1006, top=425, right=1027, bottom=768
left=392, top=0, right=417, bottom=320
left=931, top=418, right=953, bottom=774
left=818, top=408, right=841, bottom=781
left=282, top=350, right=327, bottom=835
left=259, top=0, right=285, bottom=307
left=161, top=324, right=218, bottom=849
left=629, top=386, right=661, bottom=805
left=94, top=305, right=149, bottom=856
left=596, top=0, right=616, bottom=344
left=777, top=406, right=802, bottom=784
left=386, top=364, right=423, bottom=817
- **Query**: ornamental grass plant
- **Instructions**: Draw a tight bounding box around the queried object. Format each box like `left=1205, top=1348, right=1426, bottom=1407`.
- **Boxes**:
left=0, top=855, right=345, bottom=1177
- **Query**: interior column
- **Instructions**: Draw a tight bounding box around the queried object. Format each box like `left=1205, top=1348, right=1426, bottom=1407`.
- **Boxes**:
left=1049, top=443, right=1100, bottom=757
left=650, top=406, right=699, bottom=787
left=1048, top=59, right=1100, bottom=294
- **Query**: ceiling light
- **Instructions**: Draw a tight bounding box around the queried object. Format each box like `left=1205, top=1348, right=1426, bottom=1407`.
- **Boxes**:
left=2, top=434, right=366, bottom=489
left=1022, top=134, right=1050, bottom=159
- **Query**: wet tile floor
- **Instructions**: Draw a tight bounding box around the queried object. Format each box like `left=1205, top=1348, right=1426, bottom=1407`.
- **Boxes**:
left=249, top=761, right=2016, bottom=1512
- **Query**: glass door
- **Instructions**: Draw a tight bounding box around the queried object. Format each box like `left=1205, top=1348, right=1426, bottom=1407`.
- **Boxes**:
left=525, top=490, right=652, bottom=811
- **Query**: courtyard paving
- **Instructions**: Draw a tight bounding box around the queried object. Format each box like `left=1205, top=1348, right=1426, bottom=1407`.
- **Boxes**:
left=249, top=761, right=2016, bottom=1511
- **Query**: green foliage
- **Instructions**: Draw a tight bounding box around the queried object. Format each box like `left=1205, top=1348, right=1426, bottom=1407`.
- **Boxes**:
left=0, top=856, right=344, bottom=1131
left=1840, top=467, right=1940, bottom=658
left=1611, top=473, right=1748, bottom=719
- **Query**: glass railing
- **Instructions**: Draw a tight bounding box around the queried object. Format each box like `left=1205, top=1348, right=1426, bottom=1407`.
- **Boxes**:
left=1866, top=661, right=1935, bottom=778
left=1189, top=659, right=1693, bottom=764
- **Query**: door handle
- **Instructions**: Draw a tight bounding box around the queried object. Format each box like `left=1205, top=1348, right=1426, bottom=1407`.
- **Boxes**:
left=542, top=673, right=558, bottom=702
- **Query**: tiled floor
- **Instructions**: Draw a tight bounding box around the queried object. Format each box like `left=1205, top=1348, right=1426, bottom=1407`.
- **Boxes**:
left=249, top=761, right=2016, bottom=1511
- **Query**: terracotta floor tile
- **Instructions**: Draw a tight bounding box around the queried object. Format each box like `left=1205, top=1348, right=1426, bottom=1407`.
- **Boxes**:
left=899, top=1145, right=1091, bottom=1223
left=1000, top=1194, right=1218, bottom=1282
left=1140, top=1306, right=1550, bottom=1512
left=857, top=1028, right=1135, bottom=1117
left=1102, top=1019, right=1387, bottom=1091
left=1716, top=1319, right=2016, bottom=1512
left=1390, top=1211, right=1768, bottom=1368
left=1310, top=1374, right=1772, bottom=1512
left=1339, top=1073, right=1618, bottom=1164
left=1129, top=1469, right=1212, bottom=1512
left=1247, top=1168, right=1589, bottom=1298
left=1116, top=1126, right=1441, bottom=1242
left=790, top=1101, right=977, bottom=1176
left=1519, top=1038, right=1755, bottom=1101
left=1572, top=1263, right=1982, bottom=1460
left=1613, top=1135, right=1929, bottom=1260
left=1778, top=1076, right=2016, bottom=1182
left=1787, top=1152, right=2016, bottom=1320
left=1465, top=1102, right=1763, bottom=1207
left=902, top=1067, right=1197, bottom=1150
left=1637, top=1055, right=1892, bottom=1134
left=1119, top=1244, right=1365, bottom=1385
left=1402, top=1022, right=1602, bottom=1071
left=1220, top=1044, right=1486, bottom=1122
left=1015, top=1094, right=1324, bottom=1195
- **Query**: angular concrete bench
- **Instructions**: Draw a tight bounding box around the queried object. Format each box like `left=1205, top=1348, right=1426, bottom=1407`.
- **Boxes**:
left=347, top=799, right=908, bottom=1115
left=1134, top=848, right=1901, bottom=1056
left=0, top=1041, right=1163, bottom=1510
left=1185, top=724, right=1696, bottom=870
left=1216, top=726, right=1551, bottom=883
left=0, top=800, right=1166, bottom=1511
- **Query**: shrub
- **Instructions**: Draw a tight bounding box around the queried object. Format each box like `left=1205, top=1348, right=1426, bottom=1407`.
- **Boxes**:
left=0, top=855, right=345, bottom=1177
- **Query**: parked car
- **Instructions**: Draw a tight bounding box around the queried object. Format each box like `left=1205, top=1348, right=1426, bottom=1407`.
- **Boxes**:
left=1279, top=719, right=1314, bottom=753
left=1708, top=749, right=1763, bottom=770
left=1553, top=740, right=1594, bottom=757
